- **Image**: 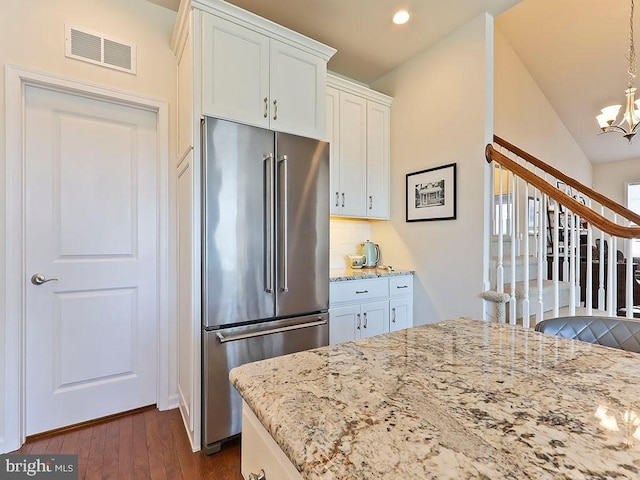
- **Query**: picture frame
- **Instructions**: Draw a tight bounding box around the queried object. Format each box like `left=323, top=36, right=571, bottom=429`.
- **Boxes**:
left=406, top=163, right=457, bottom=222
left=527, top=196, right=541, bottom=234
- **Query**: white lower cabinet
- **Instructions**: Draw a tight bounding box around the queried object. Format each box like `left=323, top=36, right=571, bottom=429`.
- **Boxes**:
left=329, top=275, right=413, bottom=345
left=241, top=401, right=303, bottom=480
left=389, top=275, right=414, bottom=333
left=389, top=298, right=413, bottom=332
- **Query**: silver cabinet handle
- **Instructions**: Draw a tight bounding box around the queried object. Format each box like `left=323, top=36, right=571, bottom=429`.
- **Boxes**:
left=356, top=313, right=361, bottom=330
left=341, top=192, right=345, bottom=207
left=392, top=307, right=396, bottom=323
left=369, top=195, right=373, bottom=210
left=249, top=469, right=266, bottom=480
left=263, top=154, right=274, bottom=293
left=273, top=99, right=278, bottom=120
left=263, top=97, right=268, bottom=118
left=278, top=154, right=288, bottom=292
left=335, top=192, right=339, bottom=207
left=355, top=290, right=368, bottom=294
left=363, top=312, right=368, bottom=328
left=31, top=273, right=58, bottom=286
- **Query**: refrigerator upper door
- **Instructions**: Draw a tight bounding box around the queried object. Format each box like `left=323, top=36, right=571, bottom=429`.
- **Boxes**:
left=275, top=133, right=330, bottom=317
left=203, top=118, right=275, bottom=328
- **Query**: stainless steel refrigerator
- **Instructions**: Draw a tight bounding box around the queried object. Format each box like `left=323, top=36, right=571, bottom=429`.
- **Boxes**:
left=201, top=117, right=329, bottom=454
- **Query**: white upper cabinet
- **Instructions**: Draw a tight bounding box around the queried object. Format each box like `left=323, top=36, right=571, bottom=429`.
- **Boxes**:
left=366, top=101, right=390, bottom=218
left=200, top=5, right=334, bottom=140
left=269, top=40, right=326, bottom=139
left=336, top=91, right=367, bottom=216
left=327, top=74, right=392, bottom=219
left=201, top=14, right=270, bottom=130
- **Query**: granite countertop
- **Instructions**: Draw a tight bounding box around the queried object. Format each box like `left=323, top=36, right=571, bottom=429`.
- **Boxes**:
left=230, top=317, right=640, bottom=479
left=329, top=267, right=414, bottom=282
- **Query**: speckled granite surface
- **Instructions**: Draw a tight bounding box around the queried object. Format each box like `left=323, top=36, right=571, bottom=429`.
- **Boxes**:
left=329, top=268, right=414, bottom=282
left=231, top=317, right=640, bottom=479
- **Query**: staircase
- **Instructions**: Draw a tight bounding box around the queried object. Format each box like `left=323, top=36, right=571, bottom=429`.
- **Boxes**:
left=483, top=136, right=640, bottom=327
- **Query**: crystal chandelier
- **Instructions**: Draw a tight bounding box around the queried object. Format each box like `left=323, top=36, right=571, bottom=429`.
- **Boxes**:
left=596, top=0, right=640, bottom=143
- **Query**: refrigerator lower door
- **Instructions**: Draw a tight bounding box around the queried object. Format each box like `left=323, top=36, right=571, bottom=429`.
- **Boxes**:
left=275, top=133, right=330, bottom=317
left=203, top=313, right=328, bottom=455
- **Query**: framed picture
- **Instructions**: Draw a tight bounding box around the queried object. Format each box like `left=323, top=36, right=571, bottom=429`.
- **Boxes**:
left=527, top=196, right=541, bottom=234
left=406, top=163, right=457, bottom=222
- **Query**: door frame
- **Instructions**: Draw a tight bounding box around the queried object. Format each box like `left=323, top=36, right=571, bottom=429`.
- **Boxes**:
left=3, top=64, right=173, bottom=453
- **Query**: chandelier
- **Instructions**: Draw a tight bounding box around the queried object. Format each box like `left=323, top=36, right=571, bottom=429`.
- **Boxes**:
left=596, top=0, right=640, bottom=143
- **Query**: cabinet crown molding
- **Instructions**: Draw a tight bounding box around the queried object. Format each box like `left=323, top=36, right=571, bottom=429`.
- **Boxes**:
left=191, top=0, right=336, bottom=60
left=328, top=73, right=393, bottom=106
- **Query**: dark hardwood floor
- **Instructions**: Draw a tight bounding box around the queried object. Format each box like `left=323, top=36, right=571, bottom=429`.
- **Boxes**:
left=11, top=407, right=243, bottom=480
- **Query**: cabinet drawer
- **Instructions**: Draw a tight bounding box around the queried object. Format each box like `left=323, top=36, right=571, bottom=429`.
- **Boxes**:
left=389, top=275, right=413, bottom=298
left=330, top=278, right=388, bottom=304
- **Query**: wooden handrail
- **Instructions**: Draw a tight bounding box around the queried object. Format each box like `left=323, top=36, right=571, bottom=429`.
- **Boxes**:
left=486, top=145, right=640, bottom=239
left=491, top=135, right=640, bottom=227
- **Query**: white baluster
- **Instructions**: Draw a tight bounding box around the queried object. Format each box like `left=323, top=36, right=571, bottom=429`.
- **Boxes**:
left=522, top=182, right=531, bottom=327
left=612, top=227, right=618, bottom=316
left=553, top=199, right=560, bottom=318
left=497, top=164, right=504, bottom=297
left=536, top=192, right=545, bottom=325
left=569, top=210, right=576, bottom=316
left=607, top=233, right=615, bottom=317
left=626, top=234, right=634, bottom=318
left=598, top=205, right=605, bottom=310
left=586, top=223, right=593, bottom=316
left=509, top=172, right=517, bottom=325
left=563, top=195, right=569, bottom=280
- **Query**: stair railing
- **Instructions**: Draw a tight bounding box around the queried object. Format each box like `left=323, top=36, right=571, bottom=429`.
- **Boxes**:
left=486, top=136, right=640, bottom=326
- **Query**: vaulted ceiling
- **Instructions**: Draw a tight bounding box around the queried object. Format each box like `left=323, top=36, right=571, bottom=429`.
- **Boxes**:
left=150, top=0, right=640, bottom=164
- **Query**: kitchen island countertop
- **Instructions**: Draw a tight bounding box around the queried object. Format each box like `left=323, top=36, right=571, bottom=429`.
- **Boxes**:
left=329, top=267, right=414, bottom=282
left=230, top=317, right=640, bottom=479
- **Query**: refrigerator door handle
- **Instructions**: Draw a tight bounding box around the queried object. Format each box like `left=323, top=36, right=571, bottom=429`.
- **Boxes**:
left=263, top=154, right=275, bottom=293
left=215, top=319, right=328, bottom=343
left=278, top=154, right=289, bottom=293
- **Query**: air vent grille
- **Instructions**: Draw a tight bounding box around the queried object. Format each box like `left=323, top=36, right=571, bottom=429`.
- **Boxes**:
left=65, top=26, right=136, bottom=74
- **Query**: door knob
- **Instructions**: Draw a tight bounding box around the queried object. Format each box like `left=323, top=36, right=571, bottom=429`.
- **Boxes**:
left=31, top=273, right=58, bottom=285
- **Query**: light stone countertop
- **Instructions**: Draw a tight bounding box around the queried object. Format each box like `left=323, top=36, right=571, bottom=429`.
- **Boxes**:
left=230, top=317, right=640, bottom=479
left=329, top=267, right=414, bottom=282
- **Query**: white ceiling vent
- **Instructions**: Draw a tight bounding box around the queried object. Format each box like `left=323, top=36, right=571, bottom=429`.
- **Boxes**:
left=65, top=26, right=137, bottom=74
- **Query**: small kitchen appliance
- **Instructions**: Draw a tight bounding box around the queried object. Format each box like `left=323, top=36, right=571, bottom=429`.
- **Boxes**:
left=359, top=240, right=380, bottom=268
left=347, top=254, right=366, bottom=268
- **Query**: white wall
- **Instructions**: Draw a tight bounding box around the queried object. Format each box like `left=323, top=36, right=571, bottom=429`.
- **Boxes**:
left=0, top=0, right=177, bottom=452
left=494, top=28, right=592, bottom=185
left=593, top=158, right=640, bottom=205
left=370, top=14, right=495, bottom=324
left=329, top=218, right=372, bottom=269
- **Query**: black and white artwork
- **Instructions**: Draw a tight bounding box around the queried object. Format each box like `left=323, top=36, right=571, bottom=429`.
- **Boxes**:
left=406, top=163, right=457, bottom=222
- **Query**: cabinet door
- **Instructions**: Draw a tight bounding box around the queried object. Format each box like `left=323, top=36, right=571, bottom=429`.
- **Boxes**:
left=366, top=101, right=390, bottom=219
left=329, top=305, right=359, bottom=345
left=201, top=14, right=270, bottom=128
left=360, top=301, right=388, bottom=339
left=270, top=39, right=326, bottom=139
left=326, top=87, right=340, bottom=215
left=338, top=91, right=367, bottom=217
left=389, top=297, right=413, bottom=332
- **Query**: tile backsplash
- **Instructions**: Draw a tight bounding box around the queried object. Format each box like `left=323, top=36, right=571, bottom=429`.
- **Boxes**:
left=329, top=218, right=371, bottom=269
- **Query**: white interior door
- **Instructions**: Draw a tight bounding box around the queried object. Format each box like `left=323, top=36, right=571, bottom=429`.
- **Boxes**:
left=24, top=84, right=158, bottom=435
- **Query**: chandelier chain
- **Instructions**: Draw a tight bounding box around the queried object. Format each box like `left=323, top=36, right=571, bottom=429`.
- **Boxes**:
left=630, top=0, right=637, bottom=84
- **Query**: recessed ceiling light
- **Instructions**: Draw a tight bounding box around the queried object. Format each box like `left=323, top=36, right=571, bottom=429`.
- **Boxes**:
left=393, top=10, right=410, bottom=25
